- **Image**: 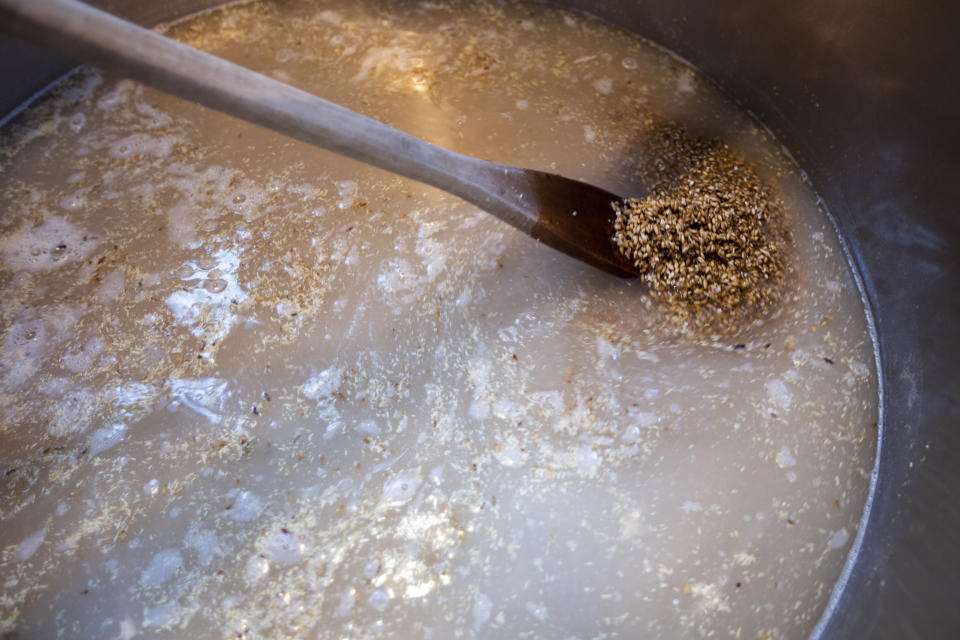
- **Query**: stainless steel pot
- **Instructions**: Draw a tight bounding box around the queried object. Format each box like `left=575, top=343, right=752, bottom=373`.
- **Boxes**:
left=2, top=1, right=957, bottom=637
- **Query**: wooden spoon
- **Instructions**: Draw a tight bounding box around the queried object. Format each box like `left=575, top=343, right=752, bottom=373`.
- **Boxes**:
left=0, top=0, right=641, bottom=278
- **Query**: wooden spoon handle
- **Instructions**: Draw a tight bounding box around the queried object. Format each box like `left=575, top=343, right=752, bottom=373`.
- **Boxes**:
left=0, top=0, right=539, bottom=233
left=1, top=0, right=640, bottom=277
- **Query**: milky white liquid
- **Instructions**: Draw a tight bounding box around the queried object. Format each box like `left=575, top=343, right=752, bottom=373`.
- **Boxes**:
left=0, top=1, right=878, bottom=638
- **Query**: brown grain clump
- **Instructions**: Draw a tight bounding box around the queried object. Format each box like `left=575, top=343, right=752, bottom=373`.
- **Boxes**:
left=613, top=126, right=787, bottom=331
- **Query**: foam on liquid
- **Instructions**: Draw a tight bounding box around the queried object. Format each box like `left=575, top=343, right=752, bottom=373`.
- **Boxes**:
left=0, top=1, right=878, bottom=638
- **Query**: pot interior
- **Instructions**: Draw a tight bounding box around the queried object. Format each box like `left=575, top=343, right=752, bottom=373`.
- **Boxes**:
left=0, top=0, right=909, bottom=637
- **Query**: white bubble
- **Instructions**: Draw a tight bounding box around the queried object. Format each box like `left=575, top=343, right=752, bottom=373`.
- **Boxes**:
left=227, top=490, right=263, bottom=522
left=592, top=78, right=613, bottom=94
left=381, top=469, right=421, bottom=506
left=67, top=112, right=87, bottom=133
left=827, top=528, right=850, bottom=550
left=140, top=548, right=183, bottom=586
left=775, top=445, right=797, bottom=469
left=301, top=366, right=344, bottom=400
left=368, top=588, right=391, bottom=611
left=764, top=379, right=793, bottom=409
left=88, top=424, right=126, bottom=457
left=14, top=528, right=47, bottom=562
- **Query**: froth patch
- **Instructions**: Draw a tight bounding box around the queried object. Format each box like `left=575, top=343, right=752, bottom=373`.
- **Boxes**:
left=109, top=133, right=175, bottom=159
left=0, top=216, right=99, bottom=272
left=1, top=306, right=86, bottom=391
left=38, top=377, right=99, bottom=436
left=165, top=248, right=247, bottom=343
left=14, top=528, right=47, bottom=563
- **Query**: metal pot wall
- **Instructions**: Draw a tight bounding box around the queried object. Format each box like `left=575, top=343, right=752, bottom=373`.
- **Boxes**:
left=2, top=1, right=957, bottom=637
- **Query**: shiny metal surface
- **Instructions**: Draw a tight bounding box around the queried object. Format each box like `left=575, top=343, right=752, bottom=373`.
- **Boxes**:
left=2, top=1, right=958, bottom=637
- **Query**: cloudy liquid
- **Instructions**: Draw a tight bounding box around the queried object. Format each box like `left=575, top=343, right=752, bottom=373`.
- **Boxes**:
left=0, top=1, right=878, bottom=638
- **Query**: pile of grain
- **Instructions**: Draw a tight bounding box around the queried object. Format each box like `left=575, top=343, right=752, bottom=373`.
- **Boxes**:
left=613, top=125, right=787, bottom=330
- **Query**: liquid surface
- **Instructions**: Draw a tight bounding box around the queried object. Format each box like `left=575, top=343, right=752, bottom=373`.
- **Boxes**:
left=0, top=1, right=878, bottom=638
